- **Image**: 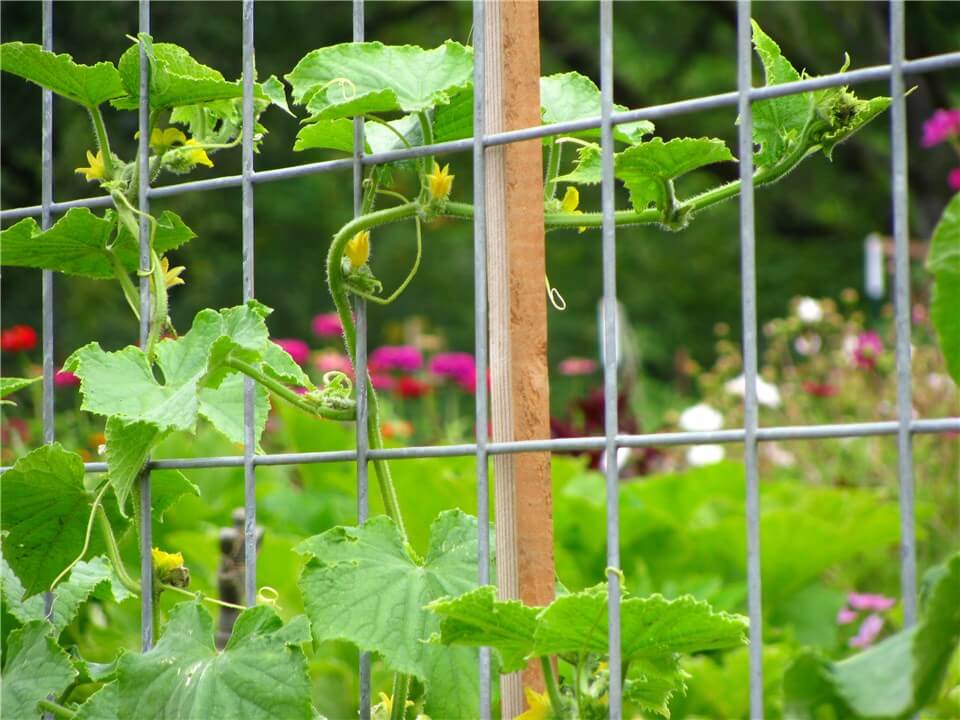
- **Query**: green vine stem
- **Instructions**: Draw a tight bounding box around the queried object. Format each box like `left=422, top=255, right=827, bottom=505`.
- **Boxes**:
left=541, top=656, right=565, bottom=718
left=88, top=106, right=115, bottom=179
left=416, top=111, right=435, bottom=204
left=37, top=700, right=76, bottom=720
left=388, top=673, right=409, bottom=720
left=326, top=202, right=419, bottom=539
left=543, top=139, right=563, bottom=201
left=97, top=506, right=142, bottom=595
left=225, top=357, right=356, bottom=421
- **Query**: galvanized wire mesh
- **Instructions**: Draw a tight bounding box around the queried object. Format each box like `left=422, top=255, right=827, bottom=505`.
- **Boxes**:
left=7, top=1, right=960, bottom=718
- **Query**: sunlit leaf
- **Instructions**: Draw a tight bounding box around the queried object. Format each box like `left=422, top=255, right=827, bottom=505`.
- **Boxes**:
left=0, top=42, right=125, bottom=108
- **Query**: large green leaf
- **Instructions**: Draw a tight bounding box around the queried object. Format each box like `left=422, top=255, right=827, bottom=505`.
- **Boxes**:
left=287, top=41, right=473, bottom=120
left=75, top=682, right=118, bottom=720
left=0, top=444, right=125, bottom=597
left=540, top=72, right=654, bottom=144
left=1, top=621, right=78, bottom=719
left=927, top=194, right=960, bottom=383
left=615, top=138, right=735, bottom=212
left=750, top=21, right=811, bottom=168
left=1, top=376, right=41, bottom=401
left=113, top=35, right=243, bottom=111
left=783, top=553, right=960, bottom=720
left=104, top=418, right=165, bottom=515
left=427, top=585, right=540, bottom=673
left=297, top=510, right=485, bottom=719
left=117, top=603, right=312, bottom=719
left=0, top=208, right=195, bottom=280
left=65, top=302, right=275, bottom=442
left=0, top=42, right=125, bottom=108
left=2, top=555, right=132, bottom=634
left=532, top=584, right=748, bottom=659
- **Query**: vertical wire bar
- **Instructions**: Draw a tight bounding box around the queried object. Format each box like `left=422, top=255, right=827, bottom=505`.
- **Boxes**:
left=41, top=0, right=55, bottom=623
left=352, top=3, right=371, bottom=718
left=241, top=0, right=257, bottom=608
left=599, top=2, right=621, bottom=717
left=889, top=0, right=917, bottom=625
left=137, top=0, right=154, bottom=652
left=472, top=0, right=491, bottom=715
left=736, top=2, right=764, bottom=716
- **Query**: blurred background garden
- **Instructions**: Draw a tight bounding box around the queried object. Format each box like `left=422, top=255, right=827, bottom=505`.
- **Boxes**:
left=2, top=2, right=959, bottom=718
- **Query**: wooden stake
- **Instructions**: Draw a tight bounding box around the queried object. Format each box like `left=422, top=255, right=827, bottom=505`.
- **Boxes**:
left=484, top=1, right=555, bottom=716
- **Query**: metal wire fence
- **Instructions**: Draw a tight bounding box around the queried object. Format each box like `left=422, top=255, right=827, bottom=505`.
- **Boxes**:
left=4, top=0, right=960, bottom=718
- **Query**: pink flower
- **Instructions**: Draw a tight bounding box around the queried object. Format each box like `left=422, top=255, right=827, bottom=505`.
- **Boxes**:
left=802, top=380, right=838, bottom=398
left=921, top=109, right=960, bottom=147
left=312, top=312, right=343, bottom=338
left=428, top=352, right=476, bottom=392
left=847, top=592, right=896, bottom=612
left=54, top=369, right=80, bottom=387
left=274, top=339, right=310, bottom=366
left=847, top=331, right=883, bottom=370
left=836, top=607, right=858, bottom=625
left=369, top=345, right=422, bottom=373
left=949, top=168, right=960, bottom=192
left=314, top=351, right=353, bottom=375
left=558, top=356, right=598, bottom=376
left=849, top=613, right=884, bottom=649
left=370, top=374, right=396, bottom=391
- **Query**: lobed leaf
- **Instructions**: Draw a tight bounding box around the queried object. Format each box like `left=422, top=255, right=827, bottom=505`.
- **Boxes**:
left=117, top=602, right=312, bottom=719
left=287, top=41, right=473, bottom=121
left=1, top=621, right=78, bottom=719
left=427, top=585, right=540, bottom=673
left=927, top=193, right=960, bottom=276
left=540, top=72, right=654, bottom=144
left=1, top=375, right=41, bottom=400
left=0, top=208, right=194, bottom=280
left=0, top=41, right=125, bottom=108
left=113, top=34, right=243, bottom=111
left=75, top=681, right=119, bottom=720
left=297, top=510, right=487, bottom=719
left=927, top=194, right=960, bottom=384
left=0, top=444, right=126, bottom=597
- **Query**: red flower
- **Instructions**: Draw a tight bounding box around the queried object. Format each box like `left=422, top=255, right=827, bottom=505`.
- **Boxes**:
left=395, top=376, right=432, bottom=399
left=1, top=325, right=38, bottom=353
left=54, top=370, right=81, bottom=387
left=802, top=380, right=838, bottom=397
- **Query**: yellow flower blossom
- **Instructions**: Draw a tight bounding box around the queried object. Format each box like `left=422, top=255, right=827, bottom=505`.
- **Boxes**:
left=183, top=138, right=214, bottom=168
left=151, top=548, right=184, bottom=575
left=161, top=256, right=186, bottom=288
left=374, top=692, right=414, bottom=719
left=426, top=162, right=455, bottom=201
left=345, top=230, right=370, bottom=269
left=560, top=186, right=586, bottom=234
left=149, top=127, right=187, bottom=153
left=75, top=150, right=106, bottom=182
left=516, top=687, right=551, bottom=720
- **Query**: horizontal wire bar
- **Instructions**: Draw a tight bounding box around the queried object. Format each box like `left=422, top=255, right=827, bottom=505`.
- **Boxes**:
left=3, top=50, right=959, bottom=223
left=5, top=417, right=955, bottom=474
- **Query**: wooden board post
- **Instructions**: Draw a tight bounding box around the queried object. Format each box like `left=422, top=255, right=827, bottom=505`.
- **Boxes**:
left=483, top=1, right=556, bottom=716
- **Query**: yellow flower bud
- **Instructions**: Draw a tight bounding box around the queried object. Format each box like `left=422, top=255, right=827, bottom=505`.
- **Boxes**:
left=183, top=138, right=214, bottom=168
left=161, top=256, right=186, bottom=288
left=75, top=150, right=106, bottom=182
left=149, top=127, right=187, bottom=153
left=346, top=230, right=371, bottom=269
left=560, top=186, right=587, bottom=234
left=426, top=162, right=455, bottom=201
left=151, top=548, right=184, bottom=575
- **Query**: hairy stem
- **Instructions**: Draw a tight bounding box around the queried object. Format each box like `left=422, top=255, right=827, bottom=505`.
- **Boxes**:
left=388, top=673, right=409, bottom=720
left=327, top=203, right=419, bottom=539
left=97, top=506, right=142, bottom=595
left=417, top=111, right=435, bottom=204
left=544, top=139, right=563, bottom=201
left=38, top=700, right=76, bottom=720
left=226, top=357, right=356, bottom=421
left=88, top=107, right=115, bottom=178
left=541, top=656, right=565, bottom=717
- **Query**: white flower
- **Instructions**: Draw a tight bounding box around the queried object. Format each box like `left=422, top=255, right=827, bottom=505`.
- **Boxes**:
left=599, top=447, right=632, bottom=472
left=796, top=297, right=824, bottom=323
left=686, top=444, right=726, bottom=466
left=793, top=334, right=822, bottom=356
left=679, top=403, right=724, bottom=432
left=724, top=374, right=782, bottom=408
left=763, top=442, right=796, bottom=468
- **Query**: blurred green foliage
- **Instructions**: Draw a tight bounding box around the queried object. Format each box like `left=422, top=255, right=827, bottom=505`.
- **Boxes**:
left=2, top=1, right=959, bottom=390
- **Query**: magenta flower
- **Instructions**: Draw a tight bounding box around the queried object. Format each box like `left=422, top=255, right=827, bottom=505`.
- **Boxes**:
left=370, top=374, right=396, bottom=391
left=836, top=607, right=858, bottom=625
left=847, top=330, right=884, bottom=370
left=314, top=351, right=353, bottom=375
left=54, top=369, right=80, bottom=387
left=369, top=345, right=422, bottom=373
left=312, top=312, right=343, bottom=338
left=949, top=168, right=960, bottom=192
left=847, top=592, right=896, bottom=612
left=558, top=356, right=598, bottom=376
left=428, top=352, right=477, bottom=392
left=849, top=613, right=885, bottom=649
left=921, top=109, right=960, bottom=148
left=275, top=339, right=310, bottom=366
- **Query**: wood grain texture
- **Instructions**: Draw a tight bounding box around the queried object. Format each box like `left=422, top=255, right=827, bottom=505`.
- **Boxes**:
left=483, top=0, right=555, bottom=715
